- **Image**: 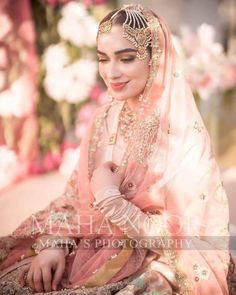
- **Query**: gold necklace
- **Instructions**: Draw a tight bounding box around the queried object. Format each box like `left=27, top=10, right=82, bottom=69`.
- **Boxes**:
left=119, top=102, right=137, bottom=143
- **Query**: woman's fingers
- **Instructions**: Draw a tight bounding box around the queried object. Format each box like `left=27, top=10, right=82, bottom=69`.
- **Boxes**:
left=103, top=161, right=125, bottom=175
left=52, top=261, right=65, bottom=291
left=33, top=267, right=44, bottom=292
left=42, top=266, right=52, bottom=292
left=27, top=265, right=35, bottom=291
left=18, top=264, right=30, bottom=287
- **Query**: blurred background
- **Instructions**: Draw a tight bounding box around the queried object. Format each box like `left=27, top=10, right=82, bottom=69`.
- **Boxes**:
left=0, top=0, right=235, bottom=251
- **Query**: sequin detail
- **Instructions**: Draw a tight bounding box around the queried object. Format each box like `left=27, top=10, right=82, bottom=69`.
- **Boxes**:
left=193, top=263, right=211, bottom=281
left=193, top=121, right=204, bottom=133
left=215, top=182, right=228, bottom=207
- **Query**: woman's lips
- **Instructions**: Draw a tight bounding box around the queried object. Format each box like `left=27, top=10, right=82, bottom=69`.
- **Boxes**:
left=110, top=82, right=128, bottom=91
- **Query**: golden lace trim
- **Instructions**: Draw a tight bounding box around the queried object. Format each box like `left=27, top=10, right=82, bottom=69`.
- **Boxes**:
left=162, top=234, right=193, bottom=295
left=83, top=242, right=133, bottom=288
left=88, top=105, right=111, bottom=177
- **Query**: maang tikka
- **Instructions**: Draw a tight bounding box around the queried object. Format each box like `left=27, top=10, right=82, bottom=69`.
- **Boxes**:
left=98, top=5, right=152, bottom=60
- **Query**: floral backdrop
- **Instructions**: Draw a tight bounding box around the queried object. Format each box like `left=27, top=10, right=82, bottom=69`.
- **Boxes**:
left=0, top=0, right=235, bottom=192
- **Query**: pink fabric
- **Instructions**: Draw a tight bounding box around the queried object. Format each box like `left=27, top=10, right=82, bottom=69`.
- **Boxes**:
left=0, top=7, right=230, bottom=294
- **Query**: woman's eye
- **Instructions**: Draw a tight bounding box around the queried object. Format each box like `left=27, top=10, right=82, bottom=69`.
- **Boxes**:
left=97, top=58, right=108, bottom=63
left=121, top=57, right=135, bottom=63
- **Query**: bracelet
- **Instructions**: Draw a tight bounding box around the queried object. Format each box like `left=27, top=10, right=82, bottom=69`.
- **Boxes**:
left=94, top=186, right=121, bottom=204
left=32, top=235, right=76, bottom=256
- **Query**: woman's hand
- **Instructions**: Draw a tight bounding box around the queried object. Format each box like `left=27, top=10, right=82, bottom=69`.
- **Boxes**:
left=19, top=248, right=66, bottom=292
left=90, top=161, right=125, bottom=195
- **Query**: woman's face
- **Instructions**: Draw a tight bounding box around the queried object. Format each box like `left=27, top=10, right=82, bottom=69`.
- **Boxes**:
left=97, top=25, right=151, bottom=104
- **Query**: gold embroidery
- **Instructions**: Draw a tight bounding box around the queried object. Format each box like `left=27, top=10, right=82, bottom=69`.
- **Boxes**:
left=193, top=263, right=211, bottom=281
left=121, top=111, right=160, bottom=166
left=164, top=245, right=193, bottom=294
left=160, top=228, right=193, bottom=294
left=0, top=249, right=7, bottom=262
left=64, top=168, right=79, bottom=197
left=199, top=192, right=208, bottom=202
left=119, top=101, right=137, bottom=143
left=84, top=242, right=133, bottom=287
left=108, top=133, right=117, bottom=145
left=50, top=211, right=70, bottom=222
left=88, top=105, right=110, bottom=177
left=193, top=121, right=204, bottom=133
left=215, top=182, right=228, bottom=207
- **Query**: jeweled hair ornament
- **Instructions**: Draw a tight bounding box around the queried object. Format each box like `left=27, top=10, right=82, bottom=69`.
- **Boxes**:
left=98, top=4, right=152, bottom=60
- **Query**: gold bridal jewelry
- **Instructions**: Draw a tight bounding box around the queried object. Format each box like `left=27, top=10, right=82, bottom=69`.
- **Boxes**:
left=107, top=101, right=137, bottom=145
left=98, top=4, right=152, bottom=60
left=119, top=102, right=137, bottom=143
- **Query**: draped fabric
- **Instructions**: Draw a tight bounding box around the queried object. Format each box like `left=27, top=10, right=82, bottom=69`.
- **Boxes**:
left=0, top=5, right=231, bottom=294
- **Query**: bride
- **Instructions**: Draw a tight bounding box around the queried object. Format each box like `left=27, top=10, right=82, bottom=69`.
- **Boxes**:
left=0, top=4, right=233, bottom=294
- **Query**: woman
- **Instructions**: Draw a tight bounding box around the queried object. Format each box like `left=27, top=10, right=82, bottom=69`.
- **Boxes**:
left=0, top=4, right=233, bottom=294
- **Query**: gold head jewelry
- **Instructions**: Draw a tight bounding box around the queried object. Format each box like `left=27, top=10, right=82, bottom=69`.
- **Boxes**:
left=98, top=5, right=152, bottom=59
left=98, top=19, right=112, bottom=35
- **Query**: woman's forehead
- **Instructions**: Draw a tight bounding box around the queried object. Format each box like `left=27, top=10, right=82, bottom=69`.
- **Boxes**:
left=97, top=25, right=136, bottom=53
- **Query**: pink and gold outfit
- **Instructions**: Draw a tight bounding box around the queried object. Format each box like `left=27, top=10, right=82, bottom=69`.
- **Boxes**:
left=0, top=5, right=232, bottom=295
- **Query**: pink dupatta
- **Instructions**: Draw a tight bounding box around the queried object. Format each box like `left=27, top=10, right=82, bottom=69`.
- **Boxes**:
left=0, top=6, right=230, bottom=294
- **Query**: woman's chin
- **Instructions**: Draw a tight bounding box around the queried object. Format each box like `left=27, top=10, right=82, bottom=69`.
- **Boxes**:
left=112, top=95, right=128, bottom=102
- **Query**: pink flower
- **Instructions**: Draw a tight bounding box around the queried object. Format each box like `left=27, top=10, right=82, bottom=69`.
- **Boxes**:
left=82, top=0, right=93, bottom=5
left=42, top=150, right=62, bottom=172
left=90, top=84, right=104, bottom=102
left=61, top=140, right=77, bottom=153
left=82, top=0, right=106, bottom=6
left=97, top=91, right=111, bottom=105
left=75, top=121, right=88, bottom=139
left=0, top=47, right=8, bottom=68
left=0, top=14, right=12, bottom=40
left=198, top=74, right=212, bottom=89
left=220, top=63, right=236, bottom=91
left=45, top=0, right=70, bottom=5
left=78, top=103, right=97, bottom=121
left=95, top=0, right=106, bottom=4
left=29, top=159, right=45, bottom=174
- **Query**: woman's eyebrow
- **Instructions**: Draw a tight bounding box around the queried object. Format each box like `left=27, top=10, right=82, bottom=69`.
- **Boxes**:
left=97, top=48, right=137, bottom=55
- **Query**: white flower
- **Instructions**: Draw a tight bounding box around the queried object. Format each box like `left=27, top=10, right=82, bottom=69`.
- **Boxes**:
left=61, top=2, right=87, bottom=19
left=0, top=71, right=5, bottom=90
left=57, top=2, right=98, bottom=47
left=43, top=68, right=71, bottom=102
left=64, top=59, right=97, bottom=103
left=196, top=24, right=224, bottom=56
left=0, top=14, right=12, bottom=39
left=59, top=147, right=80, bottom=177
left=0, top=47, right=8, bottom=68
left=44, top=58, right=97, bottom=103
left=43, top=43, right=69, bottom=72
left=179, top=23, right=231, bottom=100
left=0, top=75, right=35, bottom=117
left=83, top=16, right=99, bottom=47
left=0, top=146, right=19, bottom=190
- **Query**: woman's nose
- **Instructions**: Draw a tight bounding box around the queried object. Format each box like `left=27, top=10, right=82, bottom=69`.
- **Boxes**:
left=107, top=62, right=122, bottom=80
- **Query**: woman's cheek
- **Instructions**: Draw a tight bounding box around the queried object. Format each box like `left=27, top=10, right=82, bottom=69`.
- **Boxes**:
left=98, top=66, right=106, bottom=82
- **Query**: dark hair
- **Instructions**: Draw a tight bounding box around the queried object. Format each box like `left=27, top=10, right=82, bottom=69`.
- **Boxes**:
left=98, top=9, right=152, bottom=55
